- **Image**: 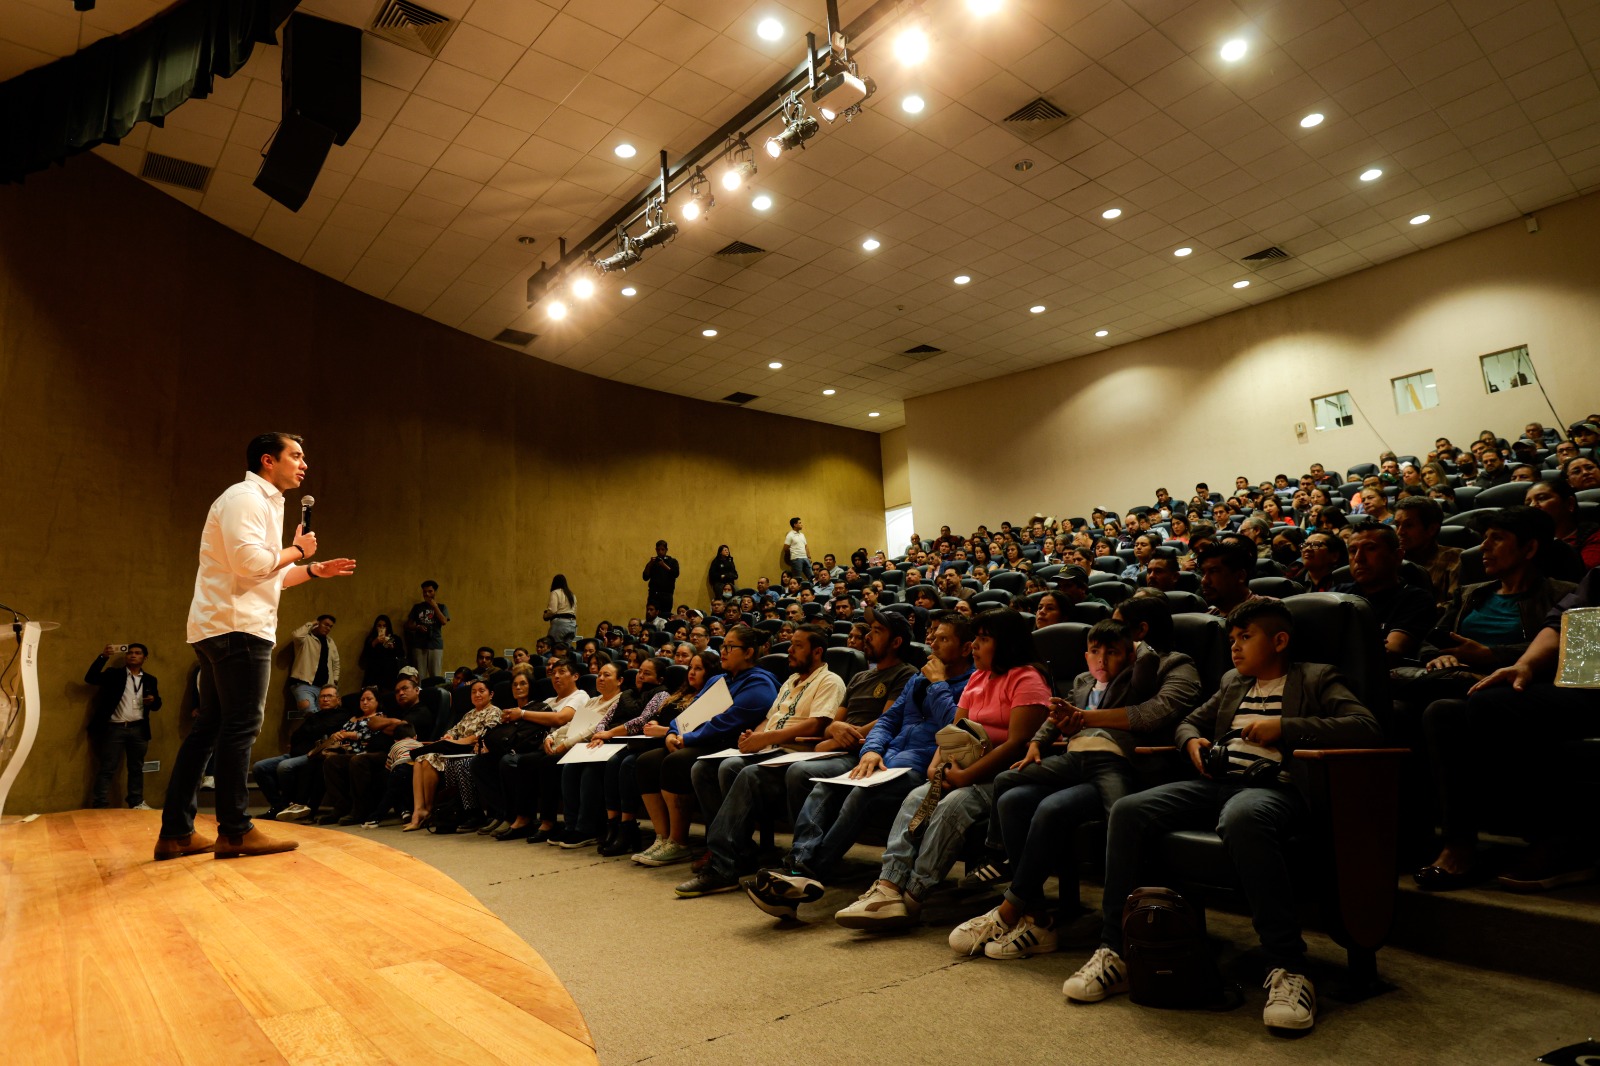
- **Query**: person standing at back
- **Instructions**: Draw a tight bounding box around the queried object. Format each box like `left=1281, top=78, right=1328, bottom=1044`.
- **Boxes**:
left=543, top=573, right=577, bottom=645
left=405, top=580, right=449, bottom=678
left=643, top=540, right=680, bottom=616
left=157, top=431, right=357, bottom=861
left=784, top=516, right=811, bottom=583
left=85, top=643, right=162, bottom=809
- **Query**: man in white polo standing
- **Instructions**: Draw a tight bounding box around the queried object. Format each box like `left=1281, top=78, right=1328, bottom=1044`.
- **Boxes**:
left=784, top=516, right=811, bottom=584
left=155, top=431, right=356, bottom=860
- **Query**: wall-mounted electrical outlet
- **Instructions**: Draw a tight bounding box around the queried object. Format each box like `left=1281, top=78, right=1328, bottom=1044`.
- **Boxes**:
left=1294, top=422, right=1308, bottom=443
left=142, top=760, right=160, bottom=772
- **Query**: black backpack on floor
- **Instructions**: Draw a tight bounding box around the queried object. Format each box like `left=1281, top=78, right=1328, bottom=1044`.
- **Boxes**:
left=426, top=782, right=465, bottom=835
left=1121, top=887, right=1240, bottom=1010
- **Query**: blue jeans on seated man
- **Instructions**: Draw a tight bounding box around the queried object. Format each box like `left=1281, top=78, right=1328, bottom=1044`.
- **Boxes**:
left=1099, top=778, right=1310, bottom=972
left=783, top=752, right=857, bottom=817
left=990, top=750, right=1132, bottom=912
left=287, top=680, right=318, bottom=720
left=560, top=763, right=607, bottom=838
left=788, top=760, right=920, bottom=879
left=878, top=780, right=996, bottom=902
left=161, top=632, right=273, bottom=840
left=252, top=753, right=310, bottom=812
left=691, top=753, right=769, bottom=824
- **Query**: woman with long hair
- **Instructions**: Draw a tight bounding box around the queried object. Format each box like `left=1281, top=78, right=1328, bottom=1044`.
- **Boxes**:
left=543, top=574, right=577, bottom=644
left=708, top=545, right=739, bottom=603
left=359, top=614, right=406, bottom=691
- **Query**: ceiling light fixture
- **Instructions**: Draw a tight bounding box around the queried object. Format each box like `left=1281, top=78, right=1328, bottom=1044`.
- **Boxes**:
left=1220, top=38, right=1247, bottom=61
left=633, top=200, right=678, bottom=250
left=1029, top=304, right=1046, bottom=313
left=1095, top=329, right=1109, bottom=337
left=1410, top=214, right=1431, bottom=225
left=817, top=70, right=875, bottom=122
left=614, top=143, right=637, bottom=159
left=752, top=194, right=773, bottom=210
left=868, top=411, right=881, bottom=418
left=1300, top=112, right=1324, bottom=128
left=1101, top=207, right=1122, bottom=219
left=902, top=94, right=925, bottom=114
left=593, top=229, right=642, bottom=273
left=893, top=26, right=929, bottom=65
left=756, top=17, right=784, bottom=41
left=571, top=276, right=595, bottom=299
left=768, top=361, right=783, bottom=369
left=679, top=169, right=713, bottom=221
left=767, top=92, right=820, bottom=156
left=1174, top=246, right=1193, bottom=257
left=721, top=138, right=757, bottom=190
left=953, top=274, right=971, bottom=284
left=1360, top=168, right=1383, bottom=181
left=702, top=328, right=719, bottom=337
left=967, top=0, right=1001, bottom=14
left=862, top=237, right=880, bottom=250
left=823, top=388, right=836, bottom=395
left=547, top=300, right=567, bottom=320
left=621, top=286, right=637, bottom=296
left=1232, top=280, right=1250, bottom=289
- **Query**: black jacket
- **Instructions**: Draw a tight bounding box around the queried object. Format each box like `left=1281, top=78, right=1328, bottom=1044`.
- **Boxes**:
left=644, top=555, right=681, bottom=596
left=84, top=656, right=162, bottom=740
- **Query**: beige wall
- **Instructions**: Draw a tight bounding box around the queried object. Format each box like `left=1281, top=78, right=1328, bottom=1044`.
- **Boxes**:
left=905, top=192, right=1600, bottom=531
left=0, top=157, right=884, bottom=814
left=880, top=426, right=910, bottom=509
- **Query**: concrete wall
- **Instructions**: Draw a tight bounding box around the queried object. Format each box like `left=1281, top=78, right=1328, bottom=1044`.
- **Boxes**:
left=0, top=157, right=885, bottom=813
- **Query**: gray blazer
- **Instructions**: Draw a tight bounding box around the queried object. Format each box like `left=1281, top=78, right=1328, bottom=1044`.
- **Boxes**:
left=1033, top=644, right=1202, bottom=757
left=1173, top=661, right=1382, bottom=802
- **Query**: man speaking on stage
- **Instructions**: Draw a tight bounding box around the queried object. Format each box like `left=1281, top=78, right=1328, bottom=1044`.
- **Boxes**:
left=155, top=432, right=356, bottom=860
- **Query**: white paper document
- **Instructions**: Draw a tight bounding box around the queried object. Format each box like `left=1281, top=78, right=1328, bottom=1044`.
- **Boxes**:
left=758, top=751, right=837, bottom=768
left=696, top=746, right=778, bottom=760
left=815, top=766, right=912, bottom=788
left=672, top=677, right=732, bottom=735
left=558, top=743, right=625, bottom=765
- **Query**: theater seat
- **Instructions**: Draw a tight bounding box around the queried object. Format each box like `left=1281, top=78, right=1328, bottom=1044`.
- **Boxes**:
left=828, top=634, right=849, bottom=648
left=901, top=642, right=929, bottom=669
left=1035, top=563, right=1063, bottom=580
left=1442, top=506, right=1502, bottom=533
left=664, top=664, right=688, bottom=691
left=760, top=653, right=792, bottom=684
left=1347, top=462, right=1379, bottom=481
left=1170, top=613, right=1229, bottom=694
left=769, top=642, right=790, bottom=657
left=1092, top=580, right=1131, bottom=606
left=988, top=571, right=1025, bottom=594
left=1249, top=576, right=1304, bottom=598
left=801, top=603, right=824, bottom=620
left=832, top=620, right=854, bottom=635
left=1163, top=590, right=1208, bottom=614
left=1175, top=570, right=1200, bottom=593
left=756, top=618, right=783, bottom=635
left=1437, top=524, right=1480, bottom=549
left=1472, top=481, right=1530, bottom=508
left=578, top=673, right=598, bottom=697
left=1068, top=602, right=1111, bottom=625
left=880, top=571, right=905, bottom=588
left=1031, top=622, right=1088, bottom=690
left=1091, top=557, right=1123, bottom=574
left=971, top=589, right=1011, bottom=607
left=824, top=647, right=867, bottom=685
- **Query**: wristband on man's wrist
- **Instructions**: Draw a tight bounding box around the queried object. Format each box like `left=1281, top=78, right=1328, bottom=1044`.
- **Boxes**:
left=292, top=544, right=306, bottom=558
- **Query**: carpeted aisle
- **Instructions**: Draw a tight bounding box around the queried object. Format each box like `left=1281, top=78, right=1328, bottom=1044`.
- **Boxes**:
left=338, top=823, right=1597, bottom=1065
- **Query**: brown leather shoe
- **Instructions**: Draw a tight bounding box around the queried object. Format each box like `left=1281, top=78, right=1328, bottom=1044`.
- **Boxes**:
left=152, top=831, right=217, bottom=861
left=214, top=827, right=300, bottom=859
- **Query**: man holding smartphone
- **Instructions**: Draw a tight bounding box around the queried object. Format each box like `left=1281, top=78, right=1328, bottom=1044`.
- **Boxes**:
left=155, top=432, right=357, bottom=861
left=85, top=643, right=161, bottom=809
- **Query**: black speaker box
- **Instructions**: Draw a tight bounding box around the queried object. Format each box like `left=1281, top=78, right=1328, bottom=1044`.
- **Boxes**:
left=283, top=14, right=361, bottom=146
left=252, top=113, right=336, bottom=211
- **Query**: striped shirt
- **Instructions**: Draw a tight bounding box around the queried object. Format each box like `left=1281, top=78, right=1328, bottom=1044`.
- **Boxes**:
left=1223, top=675, right=1290, bottom=784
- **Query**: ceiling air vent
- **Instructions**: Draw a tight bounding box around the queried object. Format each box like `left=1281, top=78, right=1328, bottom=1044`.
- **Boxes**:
left=903, top=344, right=942, bottom=356
left=721, top=391, right=758, bottom=405
left=715, top=240, right=766, bottom=257
left=366, top=0, right=458, bottom=58
left=493, top=328, right=537, bottom=346
left=140, top=152, right=212, bottom=192
left=1241, top=246, right=1291, bottom=263
left=1001, top=97, right=1072, bottom=142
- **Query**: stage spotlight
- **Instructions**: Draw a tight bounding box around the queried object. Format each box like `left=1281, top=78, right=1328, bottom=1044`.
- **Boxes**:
left=593, top=234, right=642, bottom=274
left=547, top=300, right=567, bottom=320
left=767, top=94, right=819, bottom=157
left=634, top=201, right=678, bottom=250
left=815, top=70, right=876, bottom=122
left=680, top=171, right=713, bottom=221
left=722, top=139, right=757, bottom=190
left=572, top=276, right=595, bottom=299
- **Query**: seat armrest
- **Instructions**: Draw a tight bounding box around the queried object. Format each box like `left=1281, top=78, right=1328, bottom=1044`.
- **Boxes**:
left=787, top=736, right=822, bottom=748
left=1292, top=747, right=1409, bottom=760
left=1134, top=745, right=1176, bottom=755
left=1295, top=747, right=1406, bottom=953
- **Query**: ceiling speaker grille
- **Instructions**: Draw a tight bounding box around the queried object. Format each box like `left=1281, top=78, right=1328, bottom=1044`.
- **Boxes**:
left=367, top=0, right=457, bottom=58
left=494, top=328, right=537, bottom=346
left=715, top=240, right=766, bottom=257
left=140, top=152, right=211, bottom=191
left=721, top=391, right=758, bottom=404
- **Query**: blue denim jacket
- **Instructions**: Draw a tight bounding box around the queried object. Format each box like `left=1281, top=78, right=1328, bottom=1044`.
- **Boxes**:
left=860, top=665, right=973, bottom=770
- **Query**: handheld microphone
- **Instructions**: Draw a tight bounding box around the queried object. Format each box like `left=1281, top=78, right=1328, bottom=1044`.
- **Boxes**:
left=300, top=495, right=316, bottom=533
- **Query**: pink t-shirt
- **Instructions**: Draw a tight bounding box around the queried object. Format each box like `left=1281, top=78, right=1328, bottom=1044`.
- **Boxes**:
left=960, top=666, right=1051, bottom=745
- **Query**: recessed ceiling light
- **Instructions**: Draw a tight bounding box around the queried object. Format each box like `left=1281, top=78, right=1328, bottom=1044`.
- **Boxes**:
left=868, top=411, right=881, bottom=418
left=967, top=0, right=1001, bottom=14
left=572, top=276, right=595, bottom=299
left=1220, top=38, right=1248, bottom=61
left=1410, top=214, right=1431, bottom=225
left=1232, top=280, right=1250, bottom=289
left=752, top=194, right=773, bottom=210
left=614, top=143, right=637, bottom=158
left=862, top=237, right=881, bottom=251
left=1101, top=207, right=1122, bottom=219
left=756, top=17, right=783, bottom=41
left=547, top=300, right=567, bottom=320
left=893, top=27, right=929, bottom=65
left=768, top=361, right=783, bottom=369
left=1174, top=246, right=1193, bottom=257
left=1299, top=113, right=1324, bottom=128
left=702, top=328, right=718, bottom=337
left=902, top=94, right=925, bottom=114
left=1029, top=304, right=1046, bottom=313
left=620, top=286, right=637, bottom=297
left=1360, top=168, right=1383, bottom=182
left=1095, top=329, right=1109, bottom=337
left=953, top=274, right=971, bottom=284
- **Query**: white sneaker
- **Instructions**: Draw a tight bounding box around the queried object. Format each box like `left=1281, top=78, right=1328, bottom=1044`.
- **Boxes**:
left=834, top=882, right=919, bottom=930
left=948, top=905, right=1011, bottom=956
left=129, top=802, right=155, bottom=811
left=1262, top=968, right=1316, bottom=1030
left=200, top=776, right=215, bottom=790
left=276, top=804, right=311, bottom=823
left=360, top=821, right=380, bottom=830
left=984, top=913, right=1058, bottom=960
left=632, top=839, right=668, bottom=865
left=1063, top=947, right=1129, bottom=1002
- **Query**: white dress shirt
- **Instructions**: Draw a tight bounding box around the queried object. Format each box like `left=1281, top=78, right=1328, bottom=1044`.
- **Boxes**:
left=110, top=669, right=145, bottom=723
left=187, top=471, right=291, bottom=643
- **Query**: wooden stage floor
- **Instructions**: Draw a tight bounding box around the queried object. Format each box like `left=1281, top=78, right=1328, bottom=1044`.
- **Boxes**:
left=0, top=809, right=598, bottom=1065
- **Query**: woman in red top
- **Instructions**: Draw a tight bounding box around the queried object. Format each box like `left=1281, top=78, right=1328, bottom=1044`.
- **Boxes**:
left=1526, top=479, right=1600, bottom=568
left=834, top=607, right=1050, bottom=931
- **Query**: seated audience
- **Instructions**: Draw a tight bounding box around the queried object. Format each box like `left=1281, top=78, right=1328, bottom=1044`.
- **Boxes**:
left=404, top=679, right=501, bottom=832
left=1392, top=496, right=1461, bottom=614
left=1297, top=531, right=1348, bottom=593
left=1198, top=543, right=1258, bottom=617
left=492, top=656, right=589, bottom=842
left=1336, top=526, right=1439, bottom=664
left=1525, top=478, right=1600, bottom=569
left=545, top=663, right=627, bottom=848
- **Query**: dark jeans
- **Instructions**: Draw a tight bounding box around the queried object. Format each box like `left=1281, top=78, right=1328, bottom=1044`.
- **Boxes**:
left=1100, top=779, right=1309, bottom=972
left=561, top=763, right=607, bottom=836
left=1423, top=683, right=1600, bottom=848
left=470, top=752, right=508, bottom=820
left=363, top=762, right=413, bottom=822
left=161, top=632, right=272, bottom=839
left=691, top=754, right=758, bottom=824
left=706, top=761, right=790, bottom=876
left=92, top=723, right=149, bottom=806
left=500, top=750, right=561, bottom=823
left=604, top=748, right=649, bottom=813
left=788, top=766, right=921, bottom=878
left=992, top=751, right=1132, bottom=912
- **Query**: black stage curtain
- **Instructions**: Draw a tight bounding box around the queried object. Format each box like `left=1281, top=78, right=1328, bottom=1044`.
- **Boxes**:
left=0, top=0, right=299, bottom=184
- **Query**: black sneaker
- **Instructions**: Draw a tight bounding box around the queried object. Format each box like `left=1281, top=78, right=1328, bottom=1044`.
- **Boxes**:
left=676, top=868, right=740, bottom=898
left=525, top=827, right=552, bottom=844
left=744, top=869, right=824, bottom=919
left=337, top=815, right=361, bottom=826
